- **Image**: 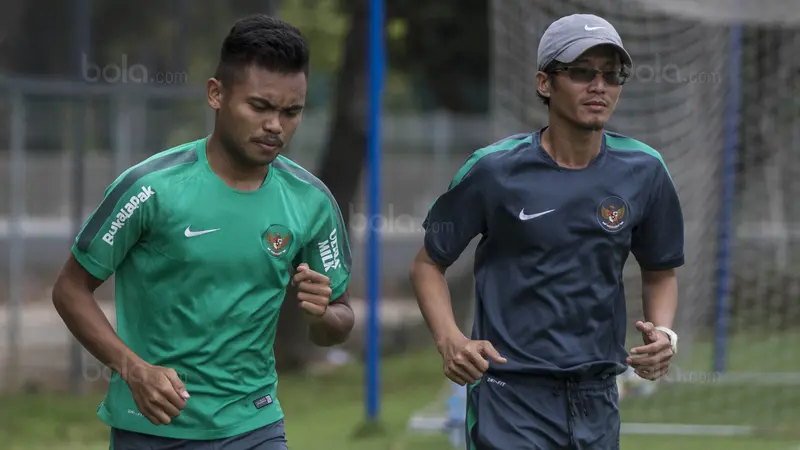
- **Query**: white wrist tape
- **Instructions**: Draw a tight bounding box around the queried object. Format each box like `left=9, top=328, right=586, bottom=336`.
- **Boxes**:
left=654, top=326, right=678, bottom=354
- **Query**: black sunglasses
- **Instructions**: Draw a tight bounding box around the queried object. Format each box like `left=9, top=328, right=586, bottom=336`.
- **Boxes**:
left=548, top=66, right=629, bottom=86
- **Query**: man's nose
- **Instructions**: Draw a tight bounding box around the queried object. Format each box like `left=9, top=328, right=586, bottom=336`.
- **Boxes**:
left=263, top=113, right=282, bottom=134
left=588, top=73, right=607, bottom=92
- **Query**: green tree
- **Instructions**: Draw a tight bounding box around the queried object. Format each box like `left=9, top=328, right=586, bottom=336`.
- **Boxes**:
left=274, top=0, right=493, bottom=371
left=388, top=0, right=490, bottom=112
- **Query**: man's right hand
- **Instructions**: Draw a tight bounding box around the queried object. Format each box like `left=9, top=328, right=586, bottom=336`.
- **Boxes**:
left=123, top=363, right=190, bottom=425
left=438, top=334, right=507, bottom=386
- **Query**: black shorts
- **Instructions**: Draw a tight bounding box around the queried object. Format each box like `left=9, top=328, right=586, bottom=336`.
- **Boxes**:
left=110, top=418, right=288, bottom=450
left=466, top=373, right=620, bottom=450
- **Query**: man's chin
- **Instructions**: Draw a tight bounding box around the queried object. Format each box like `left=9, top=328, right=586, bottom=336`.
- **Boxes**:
left=578, top=119, right=606, bottom=132
left=562, top=112, right=607, bottom=132
left=247, top=149, right=281, bottom=166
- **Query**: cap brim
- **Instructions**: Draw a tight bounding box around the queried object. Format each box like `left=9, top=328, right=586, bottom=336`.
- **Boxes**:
left=555, top=38, right=633, bottom=68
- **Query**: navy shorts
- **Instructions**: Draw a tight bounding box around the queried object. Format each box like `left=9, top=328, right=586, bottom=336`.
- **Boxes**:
left=110, top=418, right=288, bottom=450
left=466, top=372, right=620, bottom=450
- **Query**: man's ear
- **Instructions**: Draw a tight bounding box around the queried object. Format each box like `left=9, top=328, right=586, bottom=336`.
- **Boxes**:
left=535, top=71, right=551, bottom=98
left=207, top=77, right=223, bottom=110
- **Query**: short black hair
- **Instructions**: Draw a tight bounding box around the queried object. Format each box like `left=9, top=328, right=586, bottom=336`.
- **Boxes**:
left=215, top=14, right=310, bottom=85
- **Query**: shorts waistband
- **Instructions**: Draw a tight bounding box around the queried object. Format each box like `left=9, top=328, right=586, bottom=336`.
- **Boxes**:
left=484, top=371, right=617, bottom=390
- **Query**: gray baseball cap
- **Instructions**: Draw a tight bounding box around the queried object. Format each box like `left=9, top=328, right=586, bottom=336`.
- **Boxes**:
left=537, top=14, right=633, bottom=71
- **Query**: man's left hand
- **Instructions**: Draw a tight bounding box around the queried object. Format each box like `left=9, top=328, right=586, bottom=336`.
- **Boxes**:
left=292, top=263, right=332, bottom=318
left=627, top=321, right=674, bottom=380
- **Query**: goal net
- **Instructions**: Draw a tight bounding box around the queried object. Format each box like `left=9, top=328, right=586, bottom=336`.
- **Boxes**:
left=488, top=0, right=800, bottom=438
left=408, top=0, right=800, bottom=443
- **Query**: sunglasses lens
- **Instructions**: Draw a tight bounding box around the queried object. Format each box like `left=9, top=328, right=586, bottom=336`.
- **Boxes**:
left=565, top=68, right=626, bottom=86
left=568, top=68, right=597, bottom=83
left=604, top=73, right=626, bottom=85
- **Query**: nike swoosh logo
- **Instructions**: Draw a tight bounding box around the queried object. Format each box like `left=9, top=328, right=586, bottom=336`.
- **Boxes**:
left=585, top=25, right=605, bottom=31
left=519, top=209, right=555, bottom=221
left=184, top=226, right=220, bottom=237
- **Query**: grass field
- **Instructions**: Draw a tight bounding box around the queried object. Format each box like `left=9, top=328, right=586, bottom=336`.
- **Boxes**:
left=620, top=329, right=800, bottom=433
left=2, top=341, right=799, bottom=450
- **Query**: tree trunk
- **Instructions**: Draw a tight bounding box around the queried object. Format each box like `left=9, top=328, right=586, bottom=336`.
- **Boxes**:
left=315, top=0, right=369, bottom=225
left=273, top=0, right=369, bottom=372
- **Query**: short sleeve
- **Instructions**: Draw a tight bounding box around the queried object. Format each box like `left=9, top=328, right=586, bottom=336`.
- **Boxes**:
left=297, top=192, right=352, bottom=301
left=631, top=162, right=685, bottom=270
left=71, top=175, right=157, bottom=281
left=422, top=153, right=490, bottom=267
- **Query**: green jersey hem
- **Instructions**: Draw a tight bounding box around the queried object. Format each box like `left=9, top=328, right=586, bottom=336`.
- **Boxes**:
left=97, top=401, right=285, bottom=440
left=72, top=245, right=114, bottom=281
left=329, top=275, right=350, bottom=301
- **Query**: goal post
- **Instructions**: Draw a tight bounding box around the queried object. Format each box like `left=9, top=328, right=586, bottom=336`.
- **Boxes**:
left=406, top=1, right=800, bottom=443
left=406, top=1, right=800, bottom=442
left=488, top=0, right=800, bottom=437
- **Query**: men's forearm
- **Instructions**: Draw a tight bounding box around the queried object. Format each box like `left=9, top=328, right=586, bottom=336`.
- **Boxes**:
left=410, top=260, right=463, bottom=349
left=308, top=302, right=354, bottom=347
left=52, top=283, right=144, bottom=380
left=641, top=269, right=678, bottom=328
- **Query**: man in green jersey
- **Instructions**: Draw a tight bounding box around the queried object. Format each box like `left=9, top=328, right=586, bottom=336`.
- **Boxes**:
left=52, top=14, right=354, bottom=449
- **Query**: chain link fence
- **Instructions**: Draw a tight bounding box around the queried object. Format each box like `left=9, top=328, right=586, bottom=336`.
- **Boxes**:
left=0, top=77, right=494, bottom=392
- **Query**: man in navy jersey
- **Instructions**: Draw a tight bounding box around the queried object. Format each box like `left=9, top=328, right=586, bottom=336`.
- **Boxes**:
left=410, top=13, right=683, bottom=450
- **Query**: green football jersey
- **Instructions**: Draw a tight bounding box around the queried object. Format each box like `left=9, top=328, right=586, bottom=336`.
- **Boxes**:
left=71, top=137, right=352, bottom=440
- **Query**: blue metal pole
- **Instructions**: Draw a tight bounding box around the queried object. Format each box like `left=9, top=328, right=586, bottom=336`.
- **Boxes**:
left=70, top=0, right=91, bottom=395
left=714, top=23, right=742, bottom=374
left=366, top=0, right=385, bottom=422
